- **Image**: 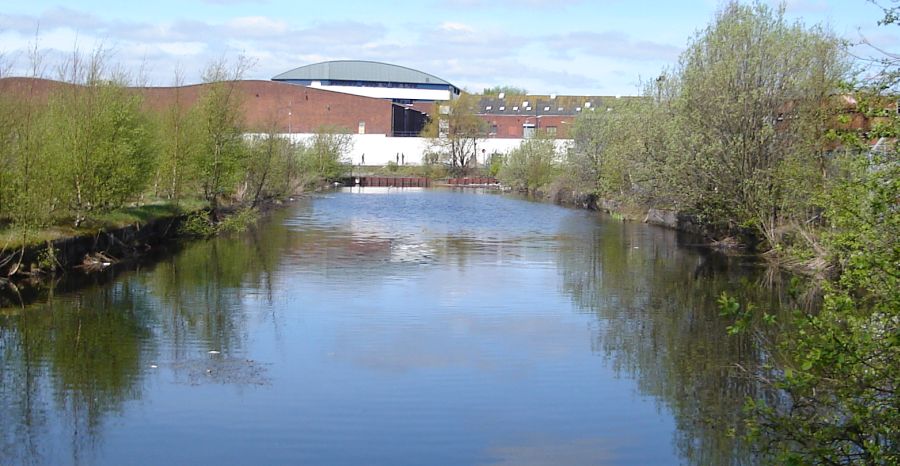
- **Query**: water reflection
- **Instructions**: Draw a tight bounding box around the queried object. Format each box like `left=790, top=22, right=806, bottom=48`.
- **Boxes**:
left=0, top=189, right=792, bottom=465
left=1, top=280, right=154, bottom=464
left=0, top=220, right=287, bottom=464
left=557, top=217, right=789, bottom=465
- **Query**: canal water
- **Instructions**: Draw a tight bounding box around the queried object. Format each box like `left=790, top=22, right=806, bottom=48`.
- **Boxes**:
left=1, top=188, right=786, bottom=465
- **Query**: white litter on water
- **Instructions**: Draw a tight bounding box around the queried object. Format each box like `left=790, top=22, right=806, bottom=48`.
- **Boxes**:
left=208, top=350, right=220, bottom=355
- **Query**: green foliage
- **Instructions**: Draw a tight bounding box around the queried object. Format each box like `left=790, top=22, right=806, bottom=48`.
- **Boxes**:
left=565, top=1, right=847, bottom=248
left=488, top=152, right=503, bottom=177
left=44, top=80, right=157, bottom=222
left=721, top=153, right=899, bottom=464
left=179, top=211, right=217, bottom=237
left=216, top=207, right=259, bottom=234
left=193, top=59, right=250, bottom=211
left=674, top=2, right=846, bottom=239
left=0, top=49, right=360, bottom=260
left=36, top=243, right=59, bottom=272
left=297, top=126, right=352, bottom=183
left=497, top=136, right=558, bottom=193
left=482, top=85, right=527, bottom=96
left=422, top=93, right=488, bottom=175
left=154, top=73, right=200, bottom=202
left=570, top=90, right=679, bottom=203
left=243, top=132, right=301, bottom=206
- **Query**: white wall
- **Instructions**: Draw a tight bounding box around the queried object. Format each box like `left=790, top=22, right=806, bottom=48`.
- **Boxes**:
left=307, top=83, right=452, bottom=102
left=281, top=134, right=573, bottom=166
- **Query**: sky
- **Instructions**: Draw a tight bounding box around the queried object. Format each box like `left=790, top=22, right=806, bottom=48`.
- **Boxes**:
left=0, top=0, right=895, bottom=96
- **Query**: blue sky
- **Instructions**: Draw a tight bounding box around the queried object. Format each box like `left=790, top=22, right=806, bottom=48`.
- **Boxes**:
left=0, top=0, right=894, bottom=95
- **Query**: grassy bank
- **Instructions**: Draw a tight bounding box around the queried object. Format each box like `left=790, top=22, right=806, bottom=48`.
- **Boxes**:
left=0, top=200, right=206, bottom=251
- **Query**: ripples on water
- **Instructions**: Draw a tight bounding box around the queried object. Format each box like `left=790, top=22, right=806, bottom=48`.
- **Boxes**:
left=0, top=188, right=786, bottom=465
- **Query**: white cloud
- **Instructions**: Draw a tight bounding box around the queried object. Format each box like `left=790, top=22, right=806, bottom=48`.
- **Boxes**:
left=157, top=41, right=207, bottom=56
left=545, top=31, right=681, bottom=61
left=0, top=5, right=671, bottom=93
left=226, top=16, right=289, bottom=36
left=440, top=0, right=584, bottom=7
left=439, top=21, right=474, bottom=33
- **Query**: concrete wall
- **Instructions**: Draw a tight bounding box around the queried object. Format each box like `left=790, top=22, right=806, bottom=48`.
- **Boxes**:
left=277, top=134, right=573, bottom=166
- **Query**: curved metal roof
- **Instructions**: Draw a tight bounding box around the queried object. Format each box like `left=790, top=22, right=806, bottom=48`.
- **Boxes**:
left=272, top=60, right=453, bottom=87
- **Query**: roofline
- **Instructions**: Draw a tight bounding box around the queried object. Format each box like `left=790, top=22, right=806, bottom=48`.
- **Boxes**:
left=272, top=60, right=458, bottom=90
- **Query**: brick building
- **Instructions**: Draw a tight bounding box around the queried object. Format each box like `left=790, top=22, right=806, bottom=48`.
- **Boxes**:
left=476, top=94, right=642, bottom=139
left=0, top=77, right=424, bottom=137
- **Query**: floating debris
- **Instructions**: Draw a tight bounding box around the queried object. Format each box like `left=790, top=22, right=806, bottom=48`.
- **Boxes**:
left=170, top=358, right=271, bottom=386
left=208, top=350, right=220, bottom=355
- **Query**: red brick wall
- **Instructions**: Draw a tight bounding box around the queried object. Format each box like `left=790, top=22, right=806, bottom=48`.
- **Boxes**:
left=480, top=114, right=574, bottom=139
left=139, top=80, right=394, bottom=134
left=0, top=78, right=395, bottom=135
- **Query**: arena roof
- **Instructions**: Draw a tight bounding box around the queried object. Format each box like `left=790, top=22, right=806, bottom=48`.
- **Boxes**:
left=272, top=60, right=456, bottom=88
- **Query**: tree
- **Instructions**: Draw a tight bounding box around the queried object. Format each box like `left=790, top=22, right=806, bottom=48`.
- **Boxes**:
left=154, top=68, right=200, bottom=203
left=193, top=57, right=252, bottom=217
left=296, top=126, right=352, bottom=184
left=43, top=49, right=156, bottom=225
left=0, top=41, right=56, bottom=234
left=244, top=126, right=301, bottom=206
left=731, top=151, right=899, bottom=465
left=421, top=93, right=488, bottom=175
left=482, top=85, right=527, bottom=96
left=724, top=6, right=899, bottom=463
left=497, top=136, right=558, bottom=194
left=569, top=79, right=681, bottom=204
left=673, top=1, right=848, bottom=241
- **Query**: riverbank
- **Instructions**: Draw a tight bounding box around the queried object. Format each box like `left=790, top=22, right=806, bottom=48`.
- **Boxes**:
left=0, top=197, right=295, bottom=307
left=545, top=187, right=832, bottom=278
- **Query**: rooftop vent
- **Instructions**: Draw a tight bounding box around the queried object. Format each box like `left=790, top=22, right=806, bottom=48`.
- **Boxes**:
left=485, top=105, right=492, bottom=111
left=499, top=106, right=506, bottom=111
left=513, top=106, right=519, bottom=111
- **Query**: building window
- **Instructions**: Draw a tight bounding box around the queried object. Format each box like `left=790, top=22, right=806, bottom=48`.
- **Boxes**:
left=546, top=126, right=557, bottom=137
left=490, top=124, right=498, bottom=135
left=499, top=106, right=506, bottom=111
left=358, top=121, right=366, bottom=134
left=523, top=123, right=536, bottom=139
